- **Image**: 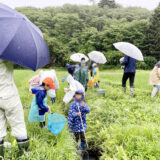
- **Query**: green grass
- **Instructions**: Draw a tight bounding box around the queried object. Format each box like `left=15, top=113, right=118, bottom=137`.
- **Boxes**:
left=5, top=69, right=160, bottom=160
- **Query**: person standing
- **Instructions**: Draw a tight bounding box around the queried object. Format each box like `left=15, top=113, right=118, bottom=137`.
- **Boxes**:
left=68, top=90, right=90, bottom=150
left=92, top=63, right=100, bottom=88
left=74, top=61, right=89, bottom=91
left=0, top=60, right=29, bottom=159
left=149, top=61, right=160, bottom=97
left=121, top=55, right=136, bottom=96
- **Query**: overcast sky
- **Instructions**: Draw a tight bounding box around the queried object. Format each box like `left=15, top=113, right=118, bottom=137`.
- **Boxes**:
left=0, top=0, right=159, bottom=10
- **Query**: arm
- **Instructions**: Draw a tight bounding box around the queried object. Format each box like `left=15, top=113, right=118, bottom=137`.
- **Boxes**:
left=121, top=55, right=129, bottom=65
left=157, top=68, right=160, bottom=79
left=74, top=69, right=80, bottom=81
left=36, top=92, right=49, bottom=112
left=81, top=103, right=90, bottom=114
left=54, top=76, right=59, bottom=90
left=93, top=69, right=97, bottom=75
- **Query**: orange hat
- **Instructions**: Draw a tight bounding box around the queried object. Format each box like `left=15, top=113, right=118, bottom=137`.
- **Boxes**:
left=42, top=78, right=56, bottom=90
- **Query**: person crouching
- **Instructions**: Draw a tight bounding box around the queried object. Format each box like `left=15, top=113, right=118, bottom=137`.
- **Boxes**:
left=68, top=90, right=90, bottom=150
left=28, top=78, right=55, bottom=128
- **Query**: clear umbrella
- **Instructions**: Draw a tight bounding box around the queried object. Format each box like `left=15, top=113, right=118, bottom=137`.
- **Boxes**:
left=88, top=51, right=107, bottom=64
left=113, top=42, right=144, bottom=61
left=70, top=53, right=89, bottom=63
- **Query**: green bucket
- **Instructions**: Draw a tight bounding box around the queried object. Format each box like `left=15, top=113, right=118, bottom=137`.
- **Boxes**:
left=96, top=89, right=106, bottom=96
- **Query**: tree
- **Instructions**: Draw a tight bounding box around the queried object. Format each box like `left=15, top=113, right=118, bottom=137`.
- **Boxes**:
left=98, top=0, right=116, bottom=8
left=148, top=4, right=160, bottom=56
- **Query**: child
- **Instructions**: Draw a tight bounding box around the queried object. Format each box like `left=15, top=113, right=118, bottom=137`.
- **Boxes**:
left=68, top=90, right=90, bottom=150
left=28, top=78, right=55, bottom=128
left=92, top=63, right=99, bottom=88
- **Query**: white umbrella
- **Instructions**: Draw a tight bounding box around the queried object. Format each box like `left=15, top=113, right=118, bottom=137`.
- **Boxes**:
left=70, top=53, right=89, bottom=63
left=88, top=51, right=107, bottom=64
left=113, top=42, right=144, bottom=61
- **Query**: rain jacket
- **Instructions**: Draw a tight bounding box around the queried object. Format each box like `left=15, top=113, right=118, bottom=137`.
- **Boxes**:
left=74, top=66, right=89, bottom=87
left=66, top=64, right=76, bottom=76
left=93, top=67, right=99, bottom=83
left=149, top=62, right=160, bottom=85
left=31, top=86, right=49, bottom=115
left=0, top=60, right=27, bottom=137
left=0, top=60, right=19, bottom=98
left=121, top=55, right=136, bottom=73
left=63, top=75, right=85, bottom=104
left=68, top=90, right=90, bottom=133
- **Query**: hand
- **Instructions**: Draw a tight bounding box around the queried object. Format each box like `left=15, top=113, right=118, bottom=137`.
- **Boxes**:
left=48, top=106, right=51, bottom=113
left=78, top=112, right=81, bottom=117
left=81, top=101, right=85, bottom=107
left=67, top=89, right=71, bottom=92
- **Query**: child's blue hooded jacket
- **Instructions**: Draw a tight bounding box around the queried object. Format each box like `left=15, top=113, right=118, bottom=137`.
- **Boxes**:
left=32, top=86, right=49, bottom=115
left=68, top=90, right=90, bottom=133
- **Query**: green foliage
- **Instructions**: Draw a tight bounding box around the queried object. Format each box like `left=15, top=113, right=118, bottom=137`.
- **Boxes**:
left=15, top=4, right=155, bottom=69
left=98, top=0, right=116, bottom=8
left=86, top=70, right=160, bottom=159
left=148, top=4, right=160, bottom=56
left=5, top=69, right=80, bottom=160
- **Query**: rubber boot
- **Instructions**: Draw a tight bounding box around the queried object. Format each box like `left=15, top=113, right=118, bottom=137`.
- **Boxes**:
left=0, top=140, right=4, bottom=160
left=130, top=88, right=134, bottom=97
left=81, top=142, right=85, bottom=151
left=96, top=83, right=99, bottom=88
left=122, top=87, right=126, bottom=93
left=51, top=97, right=56, bottom=104
left=17, top=137, right=30, bottom=156
left=151, top=87, right=159, bottom=98
left=40, top=122, right=46, bottom=128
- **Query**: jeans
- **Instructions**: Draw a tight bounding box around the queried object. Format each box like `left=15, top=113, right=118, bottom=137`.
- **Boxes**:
left=122, top=72, right=135, bottom=88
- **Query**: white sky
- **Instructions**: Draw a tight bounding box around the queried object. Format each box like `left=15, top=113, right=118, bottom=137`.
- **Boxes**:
left=0, top=0, right=159, bottom=10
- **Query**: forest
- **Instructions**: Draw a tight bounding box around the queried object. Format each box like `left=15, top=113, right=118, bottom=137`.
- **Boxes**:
left=16, top=0, right=160, bottom=69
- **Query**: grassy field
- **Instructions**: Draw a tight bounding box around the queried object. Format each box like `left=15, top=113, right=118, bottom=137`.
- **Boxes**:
left=5, top=69, right=160, bottom=160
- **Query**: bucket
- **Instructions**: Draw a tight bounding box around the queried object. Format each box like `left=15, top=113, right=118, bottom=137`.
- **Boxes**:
left=96, top=89, right=106, bottom=96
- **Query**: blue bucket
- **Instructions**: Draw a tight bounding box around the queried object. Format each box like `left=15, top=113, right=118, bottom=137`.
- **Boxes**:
left=48, top=113, right=66, bottom=135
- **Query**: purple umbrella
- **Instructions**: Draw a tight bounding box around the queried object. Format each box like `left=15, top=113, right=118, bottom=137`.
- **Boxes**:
left=0, top=3, right=50, bottom=71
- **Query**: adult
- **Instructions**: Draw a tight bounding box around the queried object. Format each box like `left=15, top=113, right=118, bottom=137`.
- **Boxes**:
left=0, top=60, right=29, bottom=159
left=74, top=61, right=89, bottom=91
left=149, top=61, right=160, bottom=97
left=63, top=75, right=85, bottom=104
left=121, top=55, right=136, bottom=96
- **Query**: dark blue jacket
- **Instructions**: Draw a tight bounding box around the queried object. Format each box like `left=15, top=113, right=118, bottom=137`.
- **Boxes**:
left=66, top=64, right=76, bottom=76
left=32, top=86, right=48, bottom=115
left=121, top=55, right=136, bottom=73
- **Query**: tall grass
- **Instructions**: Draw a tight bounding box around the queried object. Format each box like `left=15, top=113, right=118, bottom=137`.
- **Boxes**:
left=5, top=69, right=160, bottom=160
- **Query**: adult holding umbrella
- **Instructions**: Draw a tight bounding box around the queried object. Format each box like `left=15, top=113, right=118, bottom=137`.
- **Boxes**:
left=114, top=42, right=144, bottom=96
left=0, top=3, right=50, bottom=158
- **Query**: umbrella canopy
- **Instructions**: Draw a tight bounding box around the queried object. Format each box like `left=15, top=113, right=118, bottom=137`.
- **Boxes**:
left=88, top=51, right=107, bottom=64
left=0, top=3, right=50, bottom=71
left=70, top=53, right=89, bottom=63
left=113, top=42, right=144, bottom=61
